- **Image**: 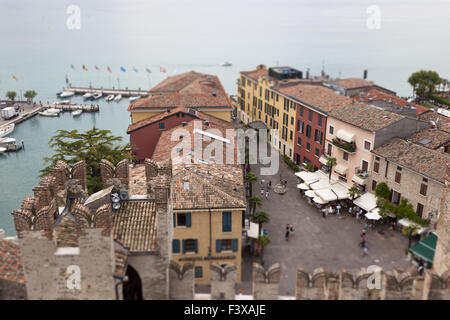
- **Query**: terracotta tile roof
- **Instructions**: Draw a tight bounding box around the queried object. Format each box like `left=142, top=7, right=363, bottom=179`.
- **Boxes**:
left=372, top=138, right=450, bottom=183
left=152, top=117, right=237, bottom=165
left=241, top=66, right=269, bottom=81
left=419, top=111, right=450, bottom=133
left=328, top=102, right=405, bottom=132
left=171, top=163, right=246, bottom=210
left=275, top=84, right=352, bottom=113
left=127, top=106, right=191, bottom=133
left=112, top=200, right=157, bottom=253
left=354, top=88, right=429, bottom=116
left=335, top=78, right=374, bottom=89
left=129, top=71, right=233, bottom=111
left=0, top=239, right=24, bottom=284
left=407, top=128, right=450, bottom=150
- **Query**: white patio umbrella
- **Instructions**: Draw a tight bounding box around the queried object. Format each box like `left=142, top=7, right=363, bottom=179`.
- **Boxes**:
left=313, top=197, right=327, bottom=204
left=297, top=183, right=309, bottom=190
left=365, top=208, right=382, bottom=220
left=305, top=190, right=316, bottom=198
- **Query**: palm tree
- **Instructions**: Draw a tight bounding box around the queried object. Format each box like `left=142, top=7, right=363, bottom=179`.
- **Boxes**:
left=326, top=157, right=337, bottom=182
left=257, top=234, right=271, bottom=264
left=252, top=210, right=270, bottom=236
left=244, top=172, right=258, bottom=197
left=348, top=186, right=361, bottom=205
left=248, top=196, right=262, bottom=216
left=403, top=225, right=418, bottom=250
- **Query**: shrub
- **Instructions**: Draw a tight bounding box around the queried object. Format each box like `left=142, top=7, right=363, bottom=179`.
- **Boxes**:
left=432, top=95, right=450, bottom=107
left=283, top=155, right=299, bottom=172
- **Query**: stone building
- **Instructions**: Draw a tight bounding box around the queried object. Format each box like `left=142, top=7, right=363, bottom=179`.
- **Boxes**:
left=370, top=138, right=450, bottom=226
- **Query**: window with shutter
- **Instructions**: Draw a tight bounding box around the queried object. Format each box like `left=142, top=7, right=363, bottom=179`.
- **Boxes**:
left=232, top=239, right=238, bottom=252
left=420, top=183, right=428, bottom=196
left=172, top=239, right=180, bottom=254
left=222, top=212, right=232, bottom=232
left=216, top=239, right=222, bottom=253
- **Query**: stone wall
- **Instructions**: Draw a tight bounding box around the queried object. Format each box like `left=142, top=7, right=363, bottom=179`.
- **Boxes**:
left=252, top=263, right=281, bottom=300
left=0, top=279, right=27, bottom=300
left=169, top=261, right=194, bottom=300
left=210, top=263, right=237, bottom=300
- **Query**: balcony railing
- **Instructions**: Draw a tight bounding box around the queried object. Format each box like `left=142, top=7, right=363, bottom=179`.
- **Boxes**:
left=332, top=138, right=356, bottom=153
left=354, top=168, right=369, bottom=179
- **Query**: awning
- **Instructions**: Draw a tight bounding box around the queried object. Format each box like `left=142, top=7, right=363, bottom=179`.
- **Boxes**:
left=313, top=197, right=327, bottom=204
left=319, top=155, right=328, bottom=166
left=315, top=188, right=338, bottom=202
left=409, top=233, right=437, bottom=264
left=297, top=183, right=309, bottom=190
left=305, top=190, right=317, bottom=198
left=365, top=208, right=382, bottom=220
left=334, top=164, right=348, bottom=176
left=336, top=129, right=355, bottom=143
left=352, top=175, right=367, bottom=185
left=331, top=183, right=350, bottom=200
left=310, top=179, right=334, bottom=190
left=398, top=219, right=428, bottom=235
left=353, top=192, right=377, bottom=212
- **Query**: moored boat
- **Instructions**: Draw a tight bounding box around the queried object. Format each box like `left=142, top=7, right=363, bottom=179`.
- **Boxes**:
left=114, top=94, right=122, bottom=101
left=221, top=61, right=232, bottom=67
left=39, top=108, right=61, bottom=117
left=129, top=95, right=141, bottom=102
left=72, top=110, right=83, bottom=116
left=0, top=123, right=15, bottom=138
left=105, top=94, right=115, bottom=101
left=0, top=147, right=6, bottom=154
left=59, top=91, right=75, bottom=98
left=83, top=92, right=94, bottom=99
left=91, top=92, right=102, bottom=100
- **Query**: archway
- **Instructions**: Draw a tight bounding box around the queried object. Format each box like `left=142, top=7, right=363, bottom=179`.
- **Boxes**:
left=123, top=265, right=143, bottom=300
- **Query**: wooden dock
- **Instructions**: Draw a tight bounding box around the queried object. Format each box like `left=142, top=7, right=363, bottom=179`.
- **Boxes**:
left=51, top=104, right=100, bottom=112
left=66, top=86, right=148, bottom=97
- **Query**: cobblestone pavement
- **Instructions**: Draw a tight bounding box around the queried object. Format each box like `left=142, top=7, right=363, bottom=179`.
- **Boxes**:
left=237, top=141, right=412, bottom=296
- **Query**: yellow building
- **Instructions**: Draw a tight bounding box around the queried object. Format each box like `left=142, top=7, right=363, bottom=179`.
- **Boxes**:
left=128, top=71, right=234, bottom=123
left=237, top=64, right=303, bottom=159
left=170, top=163, right=246, bottom=284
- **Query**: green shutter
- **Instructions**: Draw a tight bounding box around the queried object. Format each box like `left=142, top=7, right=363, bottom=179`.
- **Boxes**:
left=182, top=239, right=186, bottom=254
left=222, top=212, right=232, bottom=232
left=172, top=239, right=180, bottom=254
left=232, top=239, right=238, bottom=252
left=216, top=239, right=222, bottom=253
left=186, top=213, right=191, bottom=227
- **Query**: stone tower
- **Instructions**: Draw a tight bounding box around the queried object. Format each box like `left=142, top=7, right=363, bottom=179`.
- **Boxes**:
left=433, top=163, right=450, bottom=275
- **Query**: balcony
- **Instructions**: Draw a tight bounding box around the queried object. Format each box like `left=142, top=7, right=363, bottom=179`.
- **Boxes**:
left=332, top=138, right=356, bottom=153
left=352, top=168, right=369, bottom=186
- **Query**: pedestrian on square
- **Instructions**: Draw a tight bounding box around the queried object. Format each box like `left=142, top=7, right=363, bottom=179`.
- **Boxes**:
left=364, top=223, right=368, bottom=230
left=361, top=245, right=368, bottom=257
left=349, top=206, right=353, bottom=216
left=322, top=208, right=327, bottom=218
left=265, top=189, right=269, bottom=199
left=328, top=206, right=333, bottom=215
left=269, top=180, right=272, bottom=187
left=290, top=225, right=295, bottom=237
left=336, top=204, right=341, bottom=215
left=260, top=188, right=264, bottom=196
left=285, top=224, right=290, bottom=241
left=261, top=178, right=265, bottom=186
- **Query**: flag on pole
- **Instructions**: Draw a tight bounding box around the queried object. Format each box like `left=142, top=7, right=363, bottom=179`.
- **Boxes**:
left=82, top=65, right=88, bottom=71
left=145, top=67, right=151, bottom=73
left=107, top=66, right=112, bottom=73
left=133, top=67, right=139, bottom=72
left=12, top=75, right=18, bottom=81
left=160, top=67, right=166, bottom=73
left=95, top=65, right=100, bottom=70
left=120, top=66, right=126, bottom=72
left=71, top=64, right=75, bottom=70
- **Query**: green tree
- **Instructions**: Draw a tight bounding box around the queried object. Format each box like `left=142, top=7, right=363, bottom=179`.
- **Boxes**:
left=252, top=210, right=270, bottom=236
left=24, top=90, right=37, bottom=101
left=375, top=182, right=390, bottom=200
left=326, top=157, right=337, bottom=182
left=244, top=172, right=258, bottom=197
left=257, top=234, right=271, bottom=263
left=306, top=163, right=315, bottom=172
left=41, top=127, right=132, bottom=193
left=6, top=91, right=16, bottom=101
left=348, top=186, right=361, bottom=205
left=408, top=70, right=447, bottom=100
left=402, top=225, right=418, bottom=250
left=248, top=196, right=262, bottom=216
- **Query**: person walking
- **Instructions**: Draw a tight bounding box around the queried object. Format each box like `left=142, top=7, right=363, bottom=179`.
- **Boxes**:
left=290, top=225, right=295, bottom=237
left=361, top=245, right=368, bottom=257
left=269, top=180, right=272, bottom=188
left=260, top=188, right=265, bottom=197
left=336, top=203, right=341, bottom=215
left=322, top=208, right=327, bottom=218
left=361, top=234, right=367, bottom=248
left=265, top=189, right=269, bottom=199
left=285, top=224, right=290, bottom=241
left=261, top=178, right=265, bottom=186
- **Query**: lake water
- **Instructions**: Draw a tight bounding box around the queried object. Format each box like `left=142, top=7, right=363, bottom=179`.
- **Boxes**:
left=1, top=0, right=449, bottom=235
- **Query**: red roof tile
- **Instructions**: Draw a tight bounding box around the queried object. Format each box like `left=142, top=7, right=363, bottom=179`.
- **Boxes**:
left=0, top=239, right=24, bottom=284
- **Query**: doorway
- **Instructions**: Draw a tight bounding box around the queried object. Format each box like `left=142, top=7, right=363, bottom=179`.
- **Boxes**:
left=123, top=265, right=143, bottom=300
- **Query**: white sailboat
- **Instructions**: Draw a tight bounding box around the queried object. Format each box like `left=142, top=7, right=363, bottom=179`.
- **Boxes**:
left=105, top=94, right=115, bottom=101
left=0, top=147, right=6, bottom=154
left=39, top=108, right=61, bottom=117
left=72, top=110, right=83, bottom=116
left=129, top=95, right=141, bottom=102
left=0, top=123, right=15, bottom=138
left=91, top=92, right=102, bottom=100
left=114, top=94, right=122, bottom=101
left=83, top=92, right=94, bottom=99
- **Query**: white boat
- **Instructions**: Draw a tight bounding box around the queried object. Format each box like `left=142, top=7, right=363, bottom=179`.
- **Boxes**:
left=72, top=110, right=82, bottom=116
left=0, top=147, right=6, bottom=154
left=221, top=61, right=232, bottom=67
left=0, top=137, right=16, bottom=145
left=114, top=94, right=122, bottom=101
left=91, top=92, right=102, bottom=100
left=105, top=94, right=115, bottom=101
left=39, top=108, right=61, bottom=117
left=59, top=91, right=75, bottom=98
left=129, top=95, right=141, bottom=102
left=0, top=123, right=15, bottom=138
left=83, top=92, right=94, bottom=99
